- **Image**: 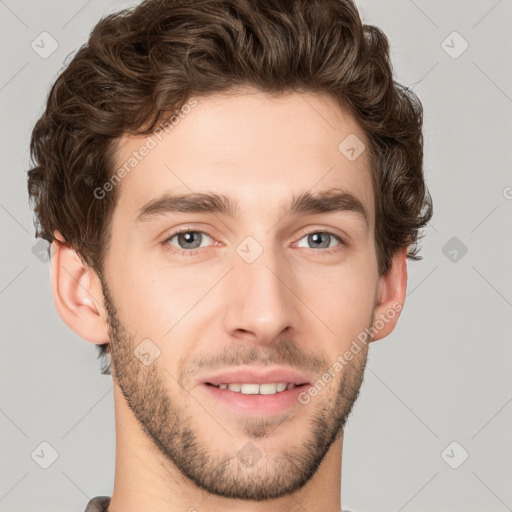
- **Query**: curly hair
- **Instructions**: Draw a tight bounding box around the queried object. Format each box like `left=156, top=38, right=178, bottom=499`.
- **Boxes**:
left=27, top=0, right=433, bottom=372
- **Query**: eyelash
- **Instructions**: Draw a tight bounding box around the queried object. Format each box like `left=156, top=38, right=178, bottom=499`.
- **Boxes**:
left=161, top=228, right=346, bottom=257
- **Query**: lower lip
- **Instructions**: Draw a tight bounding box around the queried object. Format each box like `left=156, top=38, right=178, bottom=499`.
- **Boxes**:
left=201, top=383, right=310, bottom=416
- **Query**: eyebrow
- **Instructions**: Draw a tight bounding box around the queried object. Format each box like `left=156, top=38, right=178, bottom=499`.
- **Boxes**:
left=133, top=188, right=369, bottom=227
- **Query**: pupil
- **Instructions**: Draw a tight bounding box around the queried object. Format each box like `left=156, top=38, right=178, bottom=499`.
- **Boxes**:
left=311, top=233, right=327, bottom=248
left=180, top=232, right=199, bottom=248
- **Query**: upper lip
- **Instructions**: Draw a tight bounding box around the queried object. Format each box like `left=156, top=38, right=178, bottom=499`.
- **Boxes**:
left=200, top=367, right=313, bottom=386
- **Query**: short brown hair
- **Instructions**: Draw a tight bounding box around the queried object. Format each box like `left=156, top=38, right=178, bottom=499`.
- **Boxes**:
left=27, top=0, right=433, bottom=369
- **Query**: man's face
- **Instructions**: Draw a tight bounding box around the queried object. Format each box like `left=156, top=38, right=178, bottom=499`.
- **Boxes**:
left=101, top=89, right=380, bottom=500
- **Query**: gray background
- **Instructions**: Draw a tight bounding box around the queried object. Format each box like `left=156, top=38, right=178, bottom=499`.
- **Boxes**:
left=1, top=1, right=511, bottom=511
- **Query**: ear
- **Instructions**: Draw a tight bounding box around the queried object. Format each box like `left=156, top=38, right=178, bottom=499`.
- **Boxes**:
left=369, top=246, right=408, bottom=343
left=50, top=230, right=110, bottom=345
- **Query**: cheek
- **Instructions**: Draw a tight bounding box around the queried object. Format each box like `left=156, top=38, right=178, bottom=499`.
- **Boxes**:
left=300, top=257, right=377, bottom=345
left=111, top=258, right=213, bottom=339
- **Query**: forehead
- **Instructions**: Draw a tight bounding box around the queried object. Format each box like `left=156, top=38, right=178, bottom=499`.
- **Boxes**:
left=109, top=88, right=375, bottom=228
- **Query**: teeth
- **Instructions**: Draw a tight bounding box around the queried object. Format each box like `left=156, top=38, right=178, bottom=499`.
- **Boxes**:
left=214, top=383, right=296, bottom=395
left=240, top=383, right=260, bottom=394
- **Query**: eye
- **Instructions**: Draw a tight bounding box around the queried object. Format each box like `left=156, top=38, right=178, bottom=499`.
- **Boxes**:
left=294, top=231, right=344, bottom=254
left=162, top=229, right=215, bottom=255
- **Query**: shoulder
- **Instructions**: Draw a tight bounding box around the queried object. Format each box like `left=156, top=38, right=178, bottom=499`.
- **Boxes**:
left=84, top=496, right=111, bottom=512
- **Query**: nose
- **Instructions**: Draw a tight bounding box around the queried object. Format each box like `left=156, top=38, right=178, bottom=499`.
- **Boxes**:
left=222, top=244, right=297, bottom=345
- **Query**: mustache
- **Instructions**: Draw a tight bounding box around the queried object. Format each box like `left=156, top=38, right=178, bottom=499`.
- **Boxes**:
left=179, top=338, right=329, bottom=384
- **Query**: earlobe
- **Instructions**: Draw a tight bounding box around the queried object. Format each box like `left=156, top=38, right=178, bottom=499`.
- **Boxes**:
left=369, top=247, right=408, bottom=343
left=50, top=231, right=110, bottom=345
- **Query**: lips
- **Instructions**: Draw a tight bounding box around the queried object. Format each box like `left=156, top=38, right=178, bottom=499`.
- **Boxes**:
left=201, top=375, right=311, bottom=416
left=200, top=367, right=312, bottom=387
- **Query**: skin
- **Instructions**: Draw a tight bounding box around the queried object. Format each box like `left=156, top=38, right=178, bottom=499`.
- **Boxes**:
left=51, top=87, right=407, bottom=512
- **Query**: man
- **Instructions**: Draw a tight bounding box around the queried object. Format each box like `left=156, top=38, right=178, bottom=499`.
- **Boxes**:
left=27, top=0, right=433, bottom=511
